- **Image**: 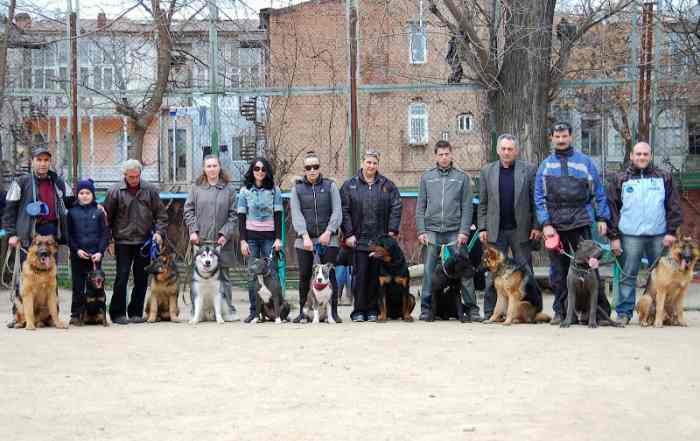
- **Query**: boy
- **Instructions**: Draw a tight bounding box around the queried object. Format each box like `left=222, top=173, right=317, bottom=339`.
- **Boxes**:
left=67, top=179, right=110, bottom=326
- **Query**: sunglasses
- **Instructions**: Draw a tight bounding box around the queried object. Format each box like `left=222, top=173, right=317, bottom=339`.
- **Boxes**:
left=552, top=123, right=572, bottom=133
left=253, top=166, right=266, bottom=172
left=364, top=149, right=380, bottom=160
left=304, top=164, right=320, bottom=171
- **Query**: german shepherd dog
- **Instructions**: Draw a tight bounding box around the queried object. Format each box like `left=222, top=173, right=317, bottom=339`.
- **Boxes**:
left=636, top=228, right=700, bottom=328
left=561, top=240, right=618, bottom=328
left=481, top=244, right=550, bottom=325
left=144, top=250, right=180, bottom=323
left=427, top=246, right=474, bottom=322
left=14, top=235, right=66, bottom=330
left=369, top=235, right=416, bottom=322
left=249, top=256, right=290, bottom=323
left=82, top=268, right=108, bottom=326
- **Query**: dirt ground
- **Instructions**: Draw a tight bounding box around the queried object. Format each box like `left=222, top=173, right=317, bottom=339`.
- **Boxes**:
left=1, top=287, right=699, bottom=441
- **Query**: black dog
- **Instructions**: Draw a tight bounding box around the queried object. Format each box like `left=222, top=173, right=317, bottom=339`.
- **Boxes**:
left=82, top=269, right=108, bottom=326
left=249, top=256, right=290, bottom=323
left=369, top=235, right=416, bottom=321
left=428, top=246, right=474, bottom=322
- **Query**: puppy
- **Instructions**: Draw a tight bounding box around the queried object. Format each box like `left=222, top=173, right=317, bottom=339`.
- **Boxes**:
left=145, top=251, right=180, bottom=323
left=82, top=268, right=108, bottom=326
left=14, top=235, right=66, bottom=330
left=561, top=240, right=618, bottom=328
left=637, top=227, right=699, bottom=328
left=248, top=256, right=287, bottom=323
left=428, top=246, right=474, bottom=322
left=369, top=235, right=416, bottom=322
left=190, top=245, right=236, bottom=324
left=481, top=245, right=550, bottom=325
left=304, top=263, right=335, bottom=324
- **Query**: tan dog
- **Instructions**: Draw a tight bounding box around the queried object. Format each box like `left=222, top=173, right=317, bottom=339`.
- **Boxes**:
left=482, top=245, right=550, bottom=325
left=636, top=228, right=699, bottom=328
left=144, top=252, right=180, bottom=323
left=14, top=235, right=66, bottom=330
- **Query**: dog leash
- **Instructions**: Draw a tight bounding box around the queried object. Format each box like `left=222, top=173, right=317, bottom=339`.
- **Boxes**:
left=3, top=245, right=23, bottom=322
left=140, top=232, right=161, bottom=261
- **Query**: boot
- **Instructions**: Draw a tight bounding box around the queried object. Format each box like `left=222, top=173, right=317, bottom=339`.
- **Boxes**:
left=292, top=291, right=308, bottom=323
left=331, top=291, right=343, bottom=323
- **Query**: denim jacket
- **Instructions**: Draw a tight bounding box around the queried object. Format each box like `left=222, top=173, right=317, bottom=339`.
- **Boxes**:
left=236, top=185, right=283, bottom=223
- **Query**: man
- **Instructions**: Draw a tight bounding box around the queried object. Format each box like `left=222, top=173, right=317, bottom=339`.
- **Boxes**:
left=416, top=140, right=480, bottom=321
left=104, top=160, right=168, bottom=325
left=534, top=122, right=611, bottom=325
left=607, top=142, right=683, bottom=325
left=2, top=144, right=73, bottom=328
left=290, top=151, right=343, bottom=323
left=478, top=134, right=541, bottom=318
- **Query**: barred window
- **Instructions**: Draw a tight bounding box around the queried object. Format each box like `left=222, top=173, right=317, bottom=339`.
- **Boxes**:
left=408, top=102, right=428, bottom=145
left=408, top=22, right=427, bottom=64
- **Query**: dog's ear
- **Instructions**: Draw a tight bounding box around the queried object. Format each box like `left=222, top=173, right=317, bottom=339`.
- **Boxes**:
left=215, top=245, right=222, bottom=255
left=324, top=262, right=335, bottom=271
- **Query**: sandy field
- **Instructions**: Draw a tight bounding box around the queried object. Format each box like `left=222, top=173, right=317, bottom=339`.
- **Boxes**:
left=1, top=288, right=699, bottom=441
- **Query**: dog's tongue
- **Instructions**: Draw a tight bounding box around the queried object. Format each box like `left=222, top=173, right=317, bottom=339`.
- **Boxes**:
left=40, top=256, right=50, bottom=267
left=313, top=282, right=328, bottom=291
left=588, top=257, right=599, bottom=269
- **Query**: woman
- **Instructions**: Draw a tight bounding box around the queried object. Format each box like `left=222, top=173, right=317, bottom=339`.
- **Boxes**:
left=340, top=149, right=402, bottom=322
left=289, top=151, right=343, bottom=323
left=237, top=157, right=283, bottom=323
left=183, top=155, right=238, bottom=320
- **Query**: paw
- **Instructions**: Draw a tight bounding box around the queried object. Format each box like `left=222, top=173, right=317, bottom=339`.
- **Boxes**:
left=677, top=319, right=688, bottom=327
left=327, top=318, right=336, bottom=324
left=55, top=320, right=68, bottom=329
left=188, top=320, right=198, bottom=325
left=588, top=322, right=598, bottom=329
left=654, top=321, right=663, bottom=328
left=502, top=321, right=512, bottom=326
left=147, top=318, right=156, bottom=324
left=275, top=317, right=282, bottom=324
left=25, top=325, right=36, bottom=331
left=560, top=321, right=571, bottom=328
left=217, top=319, right=225, bottom=324
left=403, top=316, right=414, bottom=322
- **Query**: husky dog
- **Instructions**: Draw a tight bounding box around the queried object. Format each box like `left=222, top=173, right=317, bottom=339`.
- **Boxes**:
left=190, top=245, right=236, bottom=324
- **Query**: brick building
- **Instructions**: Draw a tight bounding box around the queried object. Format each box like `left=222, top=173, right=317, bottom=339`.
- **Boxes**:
left=262, top=0, right=489, bottom=188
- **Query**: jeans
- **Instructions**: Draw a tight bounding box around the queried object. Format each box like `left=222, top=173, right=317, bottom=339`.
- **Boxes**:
left=335, top=265, right=352, bottom=299
left=110, top=243, right=150, bottom=320
left=420, top=231, right=478, bottom=314
left=617, top=234, right=664, bottom=318
left=483, top=229, right=539, bottom=318
left=246, top=239, right=275, bottom=316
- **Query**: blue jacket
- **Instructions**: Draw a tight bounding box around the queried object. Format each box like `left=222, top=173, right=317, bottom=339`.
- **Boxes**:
left=534, top=147, right=610, bottom=231
left=67, top=202, right=110, bottom=256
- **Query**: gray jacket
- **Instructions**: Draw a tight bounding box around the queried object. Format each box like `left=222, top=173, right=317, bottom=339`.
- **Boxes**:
left=290, top=176, right=342, bottom=249
left=416, top=165, right=472, bottom=235
left=478, top=159, right=539, bottom=244
left=183, top=181, right=238, bottom=267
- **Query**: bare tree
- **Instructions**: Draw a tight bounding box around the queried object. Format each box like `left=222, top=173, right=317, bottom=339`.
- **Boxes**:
left=428, top=0, right=633, bottom=161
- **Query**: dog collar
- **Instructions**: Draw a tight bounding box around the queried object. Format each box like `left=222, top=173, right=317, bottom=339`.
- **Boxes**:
left=312, top=281, right=329, bottom=291
left=195, top=266, right=218, bottom=279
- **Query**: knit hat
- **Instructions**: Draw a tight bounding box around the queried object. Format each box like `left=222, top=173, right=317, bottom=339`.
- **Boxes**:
left=76, top=178, right=96, bottom=197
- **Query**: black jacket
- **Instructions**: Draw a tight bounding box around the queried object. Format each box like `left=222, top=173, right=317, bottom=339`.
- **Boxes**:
left=67, top=202, right=110, bottom=256
left=2, top=170, right=73, bottom=246
left=340, top=170, right=402, bottom=250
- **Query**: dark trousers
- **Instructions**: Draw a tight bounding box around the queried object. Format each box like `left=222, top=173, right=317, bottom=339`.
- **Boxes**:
left=352, top=249, right=380, bottom=316
left=297, top=246, right=339, bottom=317
left=109, top=243, right=150, bottom=320
left=70, top=255, right=99, bottom=319
left=548, top=226, right=608, bottom=317
left=483, top=229, right=539, bottom=318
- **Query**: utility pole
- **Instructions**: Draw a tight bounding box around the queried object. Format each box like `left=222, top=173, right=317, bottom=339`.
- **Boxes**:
left=68, top=0, right=79, bottom=184
left=347, top=0, right=359, bottom=175
left=208, top=0, right=220, bottom=156
left=638, top=1, right=654, bottom=143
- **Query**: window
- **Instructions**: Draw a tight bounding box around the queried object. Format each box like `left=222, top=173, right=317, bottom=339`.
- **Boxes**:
left=457, top=113, right=473, bottom=132
left=168, top=128, right=188, bottom=182
left=239, top=47, right=263, bottom=88
left=408, top=102, right=428, bottom=145
left=581, top=117, right=602, bottom=156
left=408, top=22, right=427, bottom=64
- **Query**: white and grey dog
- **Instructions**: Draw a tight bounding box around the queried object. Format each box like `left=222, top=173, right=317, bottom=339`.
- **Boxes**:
left=304, top=263, right=335, bottom=324
left=189, top=245, right=236, bottom=324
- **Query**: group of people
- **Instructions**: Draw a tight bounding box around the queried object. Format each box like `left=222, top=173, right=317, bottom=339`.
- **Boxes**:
left=2, top=120, right=683, bottom=327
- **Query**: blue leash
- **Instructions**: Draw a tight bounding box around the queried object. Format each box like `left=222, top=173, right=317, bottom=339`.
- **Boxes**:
left=140, top=232, right=160, bottom=261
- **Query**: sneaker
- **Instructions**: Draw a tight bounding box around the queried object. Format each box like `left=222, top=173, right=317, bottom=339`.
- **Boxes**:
left=69, top=317, right=83, bottom=327
left=244, top=314, right=257, bottom=324
left=366, top=313, right=378, bottom=322
left=419, top=310, right=430, bottom=321
left=292, top=313, right=307, bottom=323
left=469, top=310, right=484, bottom=322
left=112, top=316, right=129, bottom=325
left=550, top=313, right=562, bottom=326
left=6, top=319, right=16, bottom=329
left=129, top=316, right=146, bottom=324
left=332, top=314, right=343, bottom=324
left=615, top=315, right=630, bottom=326
left=351, top=313, right=366, bottom=322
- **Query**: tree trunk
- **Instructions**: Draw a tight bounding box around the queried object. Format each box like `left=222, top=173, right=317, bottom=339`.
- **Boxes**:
left=488, top=0, right=555, bottom=163
left=0, top=0, right=17, bottom=117
left=130, top=119, right=148, bottom=161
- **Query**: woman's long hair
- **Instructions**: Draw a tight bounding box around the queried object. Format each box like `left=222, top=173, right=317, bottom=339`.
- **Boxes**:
left=243, top=157, right=275, bottom=189
left=195, top=155, right=231, bottom=186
